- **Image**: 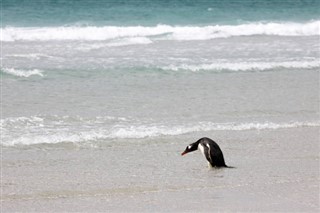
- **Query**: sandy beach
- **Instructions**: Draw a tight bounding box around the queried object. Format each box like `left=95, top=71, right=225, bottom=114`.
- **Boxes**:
left=2, top=127, right=319, bottom=212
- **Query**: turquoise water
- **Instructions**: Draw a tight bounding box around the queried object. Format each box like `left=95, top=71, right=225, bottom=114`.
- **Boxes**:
left=2, top=0, right=320, bottom=27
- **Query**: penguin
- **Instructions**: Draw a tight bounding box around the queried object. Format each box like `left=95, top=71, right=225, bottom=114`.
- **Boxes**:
left=181, top=137, right=231, bottom=168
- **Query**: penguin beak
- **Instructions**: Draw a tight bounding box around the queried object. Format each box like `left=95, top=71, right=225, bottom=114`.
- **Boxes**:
left=181, top=150, right=188, bottom=156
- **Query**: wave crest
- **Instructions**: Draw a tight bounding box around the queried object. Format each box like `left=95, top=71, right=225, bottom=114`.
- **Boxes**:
left=1, top=68, right=44, bottom=77
left=161, top=60, right=320, bottom=72
left=1, top=116, right=319, bottom=146
left=1, top=21, right=319, bottom=42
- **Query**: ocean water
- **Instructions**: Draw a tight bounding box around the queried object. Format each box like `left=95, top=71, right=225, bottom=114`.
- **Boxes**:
left=1, top=0, right=320, bottom=147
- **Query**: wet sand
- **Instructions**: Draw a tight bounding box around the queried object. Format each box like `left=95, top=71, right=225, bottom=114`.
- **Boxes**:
left=2, top=127, right=319, bottom=212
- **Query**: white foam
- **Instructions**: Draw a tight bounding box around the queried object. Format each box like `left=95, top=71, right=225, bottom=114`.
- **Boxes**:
left=161, top=60, right=320, bottom=72
left=1, top=116, right=319, bottom=146
left=5, top=53, right=55, bottom=60
left=2, top=68, right=44, bottom=77
left=202, top=121, right=320, bottom=131
left=76, top=37, right=153, bottom=51
left=108, top=37, right=153, bottom=46
left=0, top=25, right=169, bottom=41
left=1, top=21, right=319, bottom=42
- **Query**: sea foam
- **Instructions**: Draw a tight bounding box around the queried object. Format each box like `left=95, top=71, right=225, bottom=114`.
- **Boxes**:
left=1, top=21, right=319, bottom=42
left=1, top=116, right=319, bottom=146
left=161, top=60, right=320, bottom=72
left=1, top=68, right=44, bottom=77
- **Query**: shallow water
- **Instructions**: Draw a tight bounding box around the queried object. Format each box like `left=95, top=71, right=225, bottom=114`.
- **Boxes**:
left=2, top=128, right=319, bottom=212
left=2, top=67, right=319, bottom=146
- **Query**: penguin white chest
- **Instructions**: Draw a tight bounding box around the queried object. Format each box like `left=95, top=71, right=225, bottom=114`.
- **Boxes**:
left=198, top=143, right=206, bottom=157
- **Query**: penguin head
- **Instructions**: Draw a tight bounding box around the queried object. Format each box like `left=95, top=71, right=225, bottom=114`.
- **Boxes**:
left=181, top=142, right=198, bottom=156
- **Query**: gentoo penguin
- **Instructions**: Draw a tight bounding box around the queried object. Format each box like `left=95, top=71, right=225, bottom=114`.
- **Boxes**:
left=181, top=137, right=230, bottom=168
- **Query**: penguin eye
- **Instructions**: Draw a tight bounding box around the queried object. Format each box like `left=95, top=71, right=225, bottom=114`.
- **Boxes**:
left=188, top=145, right=192, bottom=149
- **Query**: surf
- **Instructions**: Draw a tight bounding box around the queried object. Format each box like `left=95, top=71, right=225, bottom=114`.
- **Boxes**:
left=1, top=116, right=319, bottom=146
left=160, top=60, right=320, bottom=72
left=1, top=68, right=45, bottom=77
left=1, top=20, right=319, bottom=42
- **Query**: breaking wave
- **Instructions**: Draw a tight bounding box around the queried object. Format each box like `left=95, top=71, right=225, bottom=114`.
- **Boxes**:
left=160, top=60, right=320, bottom=72
left=1, top=68, right=44, bottom=77
left=1, top=21, right=319, bottom=42
left=1, top=116, right=319, bottom=146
